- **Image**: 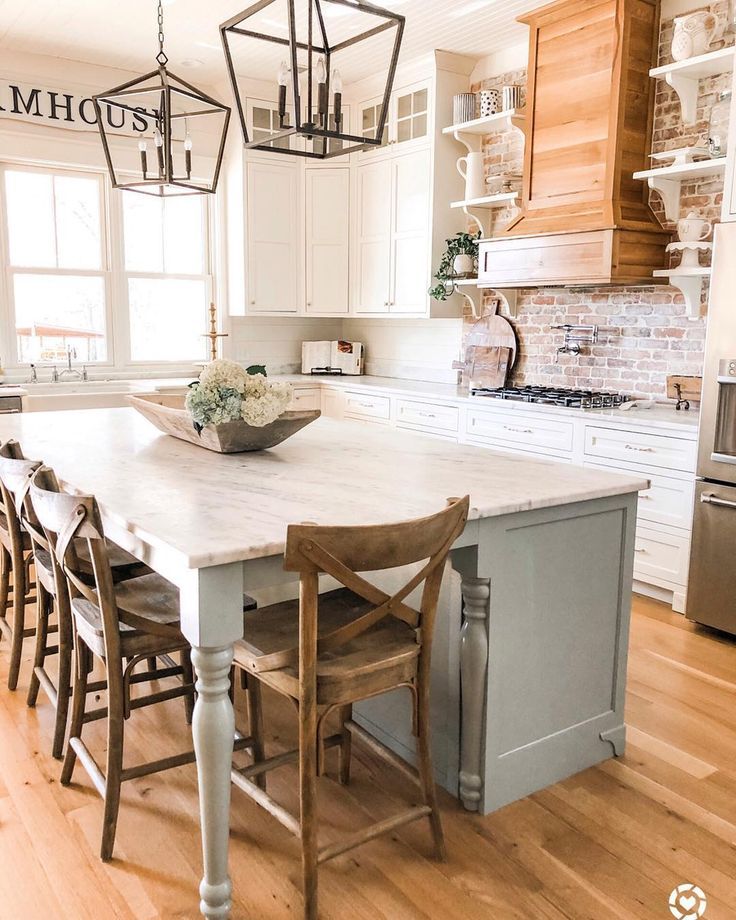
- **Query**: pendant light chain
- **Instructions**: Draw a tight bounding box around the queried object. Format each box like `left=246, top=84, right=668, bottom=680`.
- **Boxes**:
left=156, top=0, right=168, bottom=66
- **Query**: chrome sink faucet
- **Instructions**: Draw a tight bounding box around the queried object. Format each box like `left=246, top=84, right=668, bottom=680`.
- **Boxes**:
left=57, top=346, right=87, bottom=382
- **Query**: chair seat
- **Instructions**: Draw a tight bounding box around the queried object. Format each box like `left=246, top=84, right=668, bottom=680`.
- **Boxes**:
left=234, top=588, right=420, bottom=706
left=34, top=539, right=149, bottom=589
left=72, top=572, right=183, bottom=659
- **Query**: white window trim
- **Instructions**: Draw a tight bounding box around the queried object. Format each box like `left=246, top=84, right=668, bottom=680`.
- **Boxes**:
left=0, top=159, right=216, bottom=379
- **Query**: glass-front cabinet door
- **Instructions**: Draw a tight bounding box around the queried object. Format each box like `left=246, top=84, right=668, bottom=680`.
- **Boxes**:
left=394, top=87, right=429, bottom=147
left=359, top=99, right=390, bottom=153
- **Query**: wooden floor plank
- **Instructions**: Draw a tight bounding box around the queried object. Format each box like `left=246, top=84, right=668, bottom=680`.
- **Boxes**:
left=0, top=593, right=734, bottom=919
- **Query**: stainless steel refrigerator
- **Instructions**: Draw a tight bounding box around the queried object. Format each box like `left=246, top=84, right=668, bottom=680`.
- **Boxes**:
left=686, top=222, right=736, bottom=634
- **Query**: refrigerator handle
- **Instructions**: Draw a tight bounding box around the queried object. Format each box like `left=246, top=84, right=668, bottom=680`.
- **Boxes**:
left=701, top=493, right=736, bottom=510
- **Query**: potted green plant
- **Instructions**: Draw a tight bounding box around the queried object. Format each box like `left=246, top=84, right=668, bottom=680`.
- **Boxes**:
left=428, top=230, right=481, bottom=301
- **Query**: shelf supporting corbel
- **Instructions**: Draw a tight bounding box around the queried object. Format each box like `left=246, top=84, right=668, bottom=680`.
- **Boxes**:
left=646, top=175, right=680, bottom=222
left=664, top=72, right=698, bottom=126
left=652, top=269, right=710, bottom=320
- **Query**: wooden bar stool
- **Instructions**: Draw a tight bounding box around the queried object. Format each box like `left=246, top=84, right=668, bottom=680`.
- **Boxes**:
left=0, top=442, right=39, bottom=691
left=230, top=496, right=470, bottom=920
left=30, top=466, right=263, bottom=861
left=0, top=442, right=148, bottom=759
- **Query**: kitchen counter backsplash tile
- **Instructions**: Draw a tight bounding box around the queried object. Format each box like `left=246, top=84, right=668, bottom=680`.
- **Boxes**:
left=462, top=3, right=730, bottom=401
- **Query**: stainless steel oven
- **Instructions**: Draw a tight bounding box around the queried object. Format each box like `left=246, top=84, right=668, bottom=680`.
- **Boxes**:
left=688, top=481, right=736, bottom=634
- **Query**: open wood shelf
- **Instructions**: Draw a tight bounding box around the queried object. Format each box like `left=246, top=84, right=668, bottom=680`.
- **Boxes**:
left=650, top=46, right=736, bottom=124
left=633, top=158, right=727, bottom=221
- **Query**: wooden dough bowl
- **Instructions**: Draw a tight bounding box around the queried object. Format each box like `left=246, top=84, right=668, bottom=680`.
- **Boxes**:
left=128, top=393, right=321, bottom=454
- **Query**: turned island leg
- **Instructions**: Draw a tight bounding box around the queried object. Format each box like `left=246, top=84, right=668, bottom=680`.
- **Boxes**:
left=191, top=645, right=236, bottom=920
left=459, top=577, right=490, bottom=812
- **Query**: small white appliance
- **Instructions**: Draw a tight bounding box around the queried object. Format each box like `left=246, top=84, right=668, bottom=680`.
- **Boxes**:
left=301, top=340, right=364, bottom=376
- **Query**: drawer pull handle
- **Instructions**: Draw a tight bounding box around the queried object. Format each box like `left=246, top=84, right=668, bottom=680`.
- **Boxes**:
left=504, top=425, right=533, bottom=435
left=701, top=493, right=736, bottom=510
left=417, top=412, right=436, bottom=419
left=640, top=494, right=652, bottom=501
left=625, top=445, right=654, bottom=453
left=353, top=401, right=375, bottom=409
left=634, top=547, right=648, bottom=554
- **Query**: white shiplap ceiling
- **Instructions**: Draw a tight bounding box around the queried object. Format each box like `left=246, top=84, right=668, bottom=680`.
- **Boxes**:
left=0, top=0, right=548, bottom=86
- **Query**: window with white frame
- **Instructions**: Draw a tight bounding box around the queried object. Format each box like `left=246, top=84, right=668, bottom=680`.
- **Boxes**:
left=0, top=162, right=212, bottom=371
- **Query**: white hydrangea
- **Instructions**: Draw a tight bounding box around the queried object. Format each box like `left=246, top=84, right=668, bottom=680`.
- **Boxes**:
left=198, top=359, right=249, bottom=394
left=241, top=376, right=292, bottom=427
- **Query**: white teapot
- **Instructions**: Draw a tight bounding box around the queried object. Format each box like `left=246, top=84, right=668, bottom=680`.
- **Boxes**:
left=671, top=11, right=725, bottom=62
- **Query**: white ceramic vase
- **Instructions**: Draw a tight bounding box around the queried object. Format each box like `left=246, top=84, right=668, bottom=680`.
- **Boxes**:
left=671, top=11, right=724, bottom=61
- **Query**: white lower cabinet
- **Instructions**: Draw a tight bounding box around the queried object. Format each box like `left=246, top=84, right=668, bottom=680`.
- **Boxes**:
left=466, top=407, right=574, bottom=459
left=319, top=384, right=696, bottom=611
left=289, top=387, right=322, bottom=412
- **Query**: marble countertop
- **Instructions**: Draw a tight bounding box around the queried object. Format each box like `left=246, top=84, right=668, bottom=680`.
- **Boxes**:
left=0, top=408, right=648, bottom=569
left=281, top=375, right=700, bottom=435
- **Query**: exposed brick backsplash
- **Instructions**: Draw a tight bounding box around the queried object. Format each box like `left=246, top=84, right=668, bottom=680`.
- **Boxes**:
left=461, top=5, right=732, bottom=400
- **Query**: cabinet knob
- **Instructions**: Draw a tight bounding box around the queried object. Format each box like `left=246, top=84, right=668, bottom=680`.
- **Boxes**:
left=250, top=300, right=256, bottom=305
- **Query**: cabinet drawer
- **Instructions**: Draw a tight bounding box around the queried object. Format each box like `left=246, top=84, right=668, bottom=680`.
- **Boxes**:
left=466, top=408, right=574, bottom=456
left=585, top=426, right=697, bottom=472
left=637, top=473, right=694, bottom=530
left=633, top=526, right=690, bottom=587
left=396, top=399, right=459, bottom=434
left=289, top=388, right=322, bottom=411
left=344, top=391, right=391, bottom=422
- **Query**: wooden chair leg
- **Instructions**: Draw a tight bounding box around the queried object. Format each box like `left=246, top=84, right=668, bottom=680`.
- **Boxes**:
left=246, top=676, right=267, bottom=792
left=100, top=661, right=125, bottom=862
left=299, top=720, right=319, bottom=920
left=0, top=546, right=10, bottom=640
left=61, top=639, right=91, bottom=786
left=338, top=704, right=352, bottom=786
left=26, top=584, right=51, bottom=708
left=50, top=592, right=75, bottom=761
left=415, top=679, right=446, bottom=862
left=181, top=648, right=195, bottom=725
left=7, top=549, right=27, bottom=691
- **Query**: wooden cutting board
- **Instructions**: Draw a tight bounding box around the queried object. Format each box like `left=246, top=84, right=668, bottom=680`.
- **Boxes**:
left=666, top=375, right=702, bottom=403
left=453, top=311, right=518, bottom=389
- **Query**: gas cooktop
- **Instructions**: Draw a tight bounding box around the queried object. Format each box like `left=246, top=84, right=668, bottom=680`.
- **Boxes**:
left=470, top=385, right=628, bottom=410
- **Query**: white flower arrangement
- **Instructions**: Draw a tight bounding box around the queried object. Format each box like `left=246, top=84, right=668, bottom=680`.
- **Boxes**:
left=186, top=360, right=293, bottom=432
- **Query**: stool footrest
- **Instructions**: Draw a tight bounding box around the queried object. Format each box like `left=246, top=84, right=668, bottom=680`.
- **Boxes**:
left=230, top=769, right=301, bottom=837
left=318, top=806, right=431, bottom=865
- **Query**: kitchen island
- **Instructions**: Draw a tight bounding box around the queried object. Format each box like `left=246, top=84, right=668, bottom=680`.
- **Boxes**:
left=0, top=407, right=647, bottom=920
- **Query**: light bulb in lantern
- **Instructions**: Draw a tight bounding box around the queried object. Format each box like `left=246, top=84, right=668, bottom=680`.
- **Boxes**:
left=277, top=60, right=289, bottom=125
left=316, top=57, right=327, bottom=123
left=332, top=68, right=343, bottom=130
left=184, top=122, right=193, bottom=179
left=153, top=126, right=165, bottom=174
left=138, top=138, right=148, bottom=178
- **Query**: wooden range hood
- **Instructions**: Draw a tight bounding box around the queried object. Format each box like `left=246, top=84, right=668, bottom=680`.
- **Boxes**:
left=478, top=0, right=669, bottom=289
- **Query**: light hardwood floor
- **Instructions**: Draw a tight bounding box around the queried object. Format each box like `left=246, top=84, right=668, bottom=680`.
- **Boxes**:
left=0, top=594, right=734, bottom=920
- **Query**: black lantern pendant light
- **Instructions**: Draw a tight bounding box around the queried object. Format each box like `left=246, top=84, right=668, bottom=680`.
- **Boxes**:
left=94, top=0, right=231, bottom=196
left=220, top=0, right=405, bottom=159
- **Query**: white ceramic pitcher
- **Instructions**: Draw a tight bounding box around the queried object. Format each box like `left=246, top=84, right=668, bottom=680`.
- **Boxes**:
left=671, top=11, right=725, bottom=61
left=456, top=152, right=485, bottom=201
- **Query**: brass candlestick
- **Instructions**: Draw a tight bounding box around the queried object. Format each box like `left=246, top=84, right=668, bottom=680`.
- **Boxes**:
left=203, top=302, right=228, bottom=361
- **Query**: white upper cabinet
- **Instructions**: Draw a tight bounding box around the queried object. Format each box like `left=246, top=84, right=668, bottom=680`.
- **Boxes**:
left=246, top=160, right=300, bottom=313
left=355, top=159, right=392, bottom=313
left=305, top=167, right=350, bottom=315
left=390, top=149, right=431, bottom=313
left=357, top=80, right=430, bottom=161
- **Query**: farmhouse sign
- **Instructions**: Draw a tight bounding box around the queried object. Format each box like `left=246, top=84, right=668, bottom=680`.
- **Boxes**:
left=0, top=77, right=156, bottom=135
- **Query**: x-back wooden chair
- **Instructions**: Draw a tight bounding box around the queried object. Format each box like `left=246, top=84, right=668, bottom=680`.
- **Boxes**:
left=0, top=441, right=40, bottom=691
left=0, top=442, right=148, bottom=759
left=231, top=495, right=470, bottom=920
left=30, top=467, right=201, bottom=860
left=30, top=466, right=264, bottom=861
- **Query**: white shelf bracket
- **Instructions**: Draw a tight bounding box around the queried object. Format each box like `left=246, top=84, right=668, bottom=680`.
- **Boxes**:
left=452, top=129, right=480, bottom=155
left=665, top=73, right=698, bottom=126
left=462, top=205, right=486, bottom=235
left=647, top=175, right=680, bottom=221
left=667, top=274, right=706, bottom=320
